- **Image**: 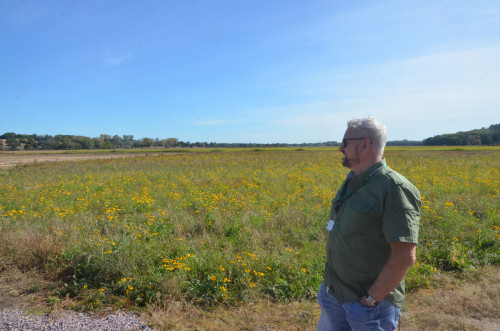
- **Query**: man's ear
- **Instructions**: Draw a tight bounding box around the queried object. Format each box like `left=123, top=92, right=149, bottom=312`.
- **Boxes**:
left=362, top=139, right=372, bottom=153
left=363, top=139, right=369, bottom=150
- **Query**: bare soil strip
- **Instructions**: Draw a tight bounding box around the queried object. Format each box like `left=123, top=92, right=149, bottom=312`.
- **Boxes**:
left=0, top=152, right=146, bottom=170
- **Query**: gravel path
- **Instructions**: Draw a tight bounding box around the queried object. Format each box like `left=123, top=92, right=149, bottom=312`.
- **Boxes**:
left=0, top=310, right=154, bottom=331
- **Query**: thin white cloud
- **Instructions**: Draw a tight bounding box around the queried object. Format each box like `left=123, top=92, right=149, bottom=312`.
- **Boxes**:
left=248, top=45, right=500, bottom=141
left=105, top=51, right=133, bottom=66
left=295, top=45, right=500, bottom=96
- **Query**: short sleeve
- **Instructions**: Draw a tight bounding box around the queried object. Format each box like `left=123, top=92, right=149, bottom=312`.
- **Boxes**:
left=382, top=183, right=421, bottom=244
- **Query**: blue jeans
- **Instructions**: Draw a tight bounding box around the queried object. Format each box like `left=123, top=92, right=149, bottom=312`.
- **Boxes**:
left=317, top=282, right=401, bottom=331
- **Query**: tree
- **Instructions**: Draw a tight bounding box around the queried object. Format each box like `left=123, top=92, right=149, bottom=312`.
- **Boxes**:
left=100, top=134, right=113, bottom=149
left=423, top=124, right=499, bottom=146
left=122, top=135, right=134, bottom=148
left=142, top=138, right=154, bottom=147
left=161, top=138, right=179, bottom=147
left=466, top=135, right=481, bottom=145
left=111, top=135, right=123, bottom=148
left=134, top=138, right=154, bottom=148
left=6, top=136, right=20, bottom=150
left=73, top=136, right=94, bottom=149
left=93, top=137, right=105, bottom=149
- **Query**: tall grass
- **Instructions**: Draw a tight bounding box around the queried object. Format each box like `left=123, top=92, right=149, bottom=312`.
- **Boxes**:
left=0, top=148, right=498, bottom=308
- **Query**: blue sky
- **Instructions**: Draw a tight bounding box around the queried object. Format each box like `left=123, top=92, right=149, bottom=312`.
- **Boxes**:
left=1, top=0, right=499, bottom=143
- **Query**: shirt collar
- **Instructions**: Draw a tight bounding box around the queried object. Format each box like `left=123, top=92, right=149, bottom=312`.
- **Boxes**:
left=350, top=159, right=386, bottom=187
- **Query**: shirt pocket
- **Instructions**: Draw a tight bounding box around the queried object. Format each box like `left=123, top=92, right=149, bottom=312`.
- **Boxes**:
left=340, top=198, right=380, bottom=235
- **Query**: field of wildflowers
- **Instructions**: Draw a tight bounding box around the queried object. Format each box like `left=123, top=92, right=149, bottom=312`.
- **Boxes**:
left=0, top=147, right=498, bottom=309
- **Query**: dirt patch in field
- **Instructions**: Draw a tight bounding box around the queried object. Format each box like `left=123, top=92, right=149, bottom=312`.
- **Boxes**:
left=0, top=151, right=153, bottom=170
left=0, top=260, right=52, bottom=313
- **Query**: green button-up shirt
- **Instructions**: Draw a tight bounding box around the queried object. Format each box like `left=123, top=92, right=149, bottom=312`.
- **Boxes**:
left=324, top=160, right=421, bottom=308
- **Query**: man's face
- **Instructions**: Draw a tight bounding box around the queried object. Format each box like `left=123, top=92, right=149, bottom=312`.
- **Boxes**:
left=339, top=129, right=364, bottom=170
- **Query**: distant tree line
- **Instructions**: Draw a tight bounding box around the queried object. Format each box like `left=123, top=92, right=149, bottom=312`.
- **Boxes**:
left=1, top=124, right=498, bottom=150
left=0, top=133, right=181, bottom=151
left=423, top=124, right=500, bottom=146
left=0, top=133, right=342, bottom=151
left=385, top=140, right=422, bottom=146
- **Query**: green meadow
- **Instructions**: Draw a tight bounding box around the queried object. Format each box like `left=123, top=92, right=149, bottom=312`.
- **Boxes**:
left=0, top=147, right=498, bottom=311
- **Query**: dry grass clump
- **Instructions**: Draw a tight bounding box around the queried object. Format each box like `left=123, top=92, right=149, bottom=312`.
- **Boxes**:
left=0, top=227, right=63, bottom=274
left=0, top=258, right=53, bottom=313
left=400, top=266, right=500, bottom=330
left=147, top=298, right=319, bottom=330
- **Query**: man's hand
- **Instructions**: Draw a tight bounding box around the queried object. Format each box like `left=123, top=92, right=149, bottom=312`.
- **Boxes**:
left=360, top=293, right=379, bottom=307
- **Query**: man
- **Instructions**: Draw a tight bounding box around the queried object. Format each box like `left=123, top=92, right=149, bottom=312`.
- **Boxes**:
left=317, top=118, right=421, bottom=330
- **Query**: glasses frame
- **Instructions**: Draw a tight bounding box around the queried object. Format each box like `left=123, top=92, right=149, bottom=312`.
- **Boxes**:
left=341, top=137, right=367, bottom=148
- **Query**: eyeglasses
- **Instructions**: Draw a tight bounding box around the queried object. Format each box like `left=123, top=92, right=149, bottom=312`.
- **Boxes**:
left=341, top=137, right=367, bottom=148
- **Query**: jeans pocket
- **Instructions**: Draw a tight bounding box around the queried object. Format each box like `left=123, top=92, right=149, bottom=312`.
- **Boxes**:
left=345, top=300, right=400, bottom=331
left=344, top=300, right=380, bottom=323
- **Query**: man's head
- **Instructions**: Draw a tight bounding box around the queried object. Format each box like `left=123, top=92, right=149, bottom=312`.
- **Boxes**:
left=339, top=118, right=387, bottom=173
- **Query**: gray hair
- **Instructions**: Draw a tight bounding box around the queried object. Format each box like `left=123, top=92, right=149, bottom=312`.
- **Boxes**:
left=347, top=118, right=387, bottom=158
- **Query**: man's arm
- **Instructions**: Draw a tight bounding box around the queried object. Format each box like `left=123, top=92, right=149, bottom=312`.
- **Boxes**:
left=361, top=242, right=417, bottom=305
